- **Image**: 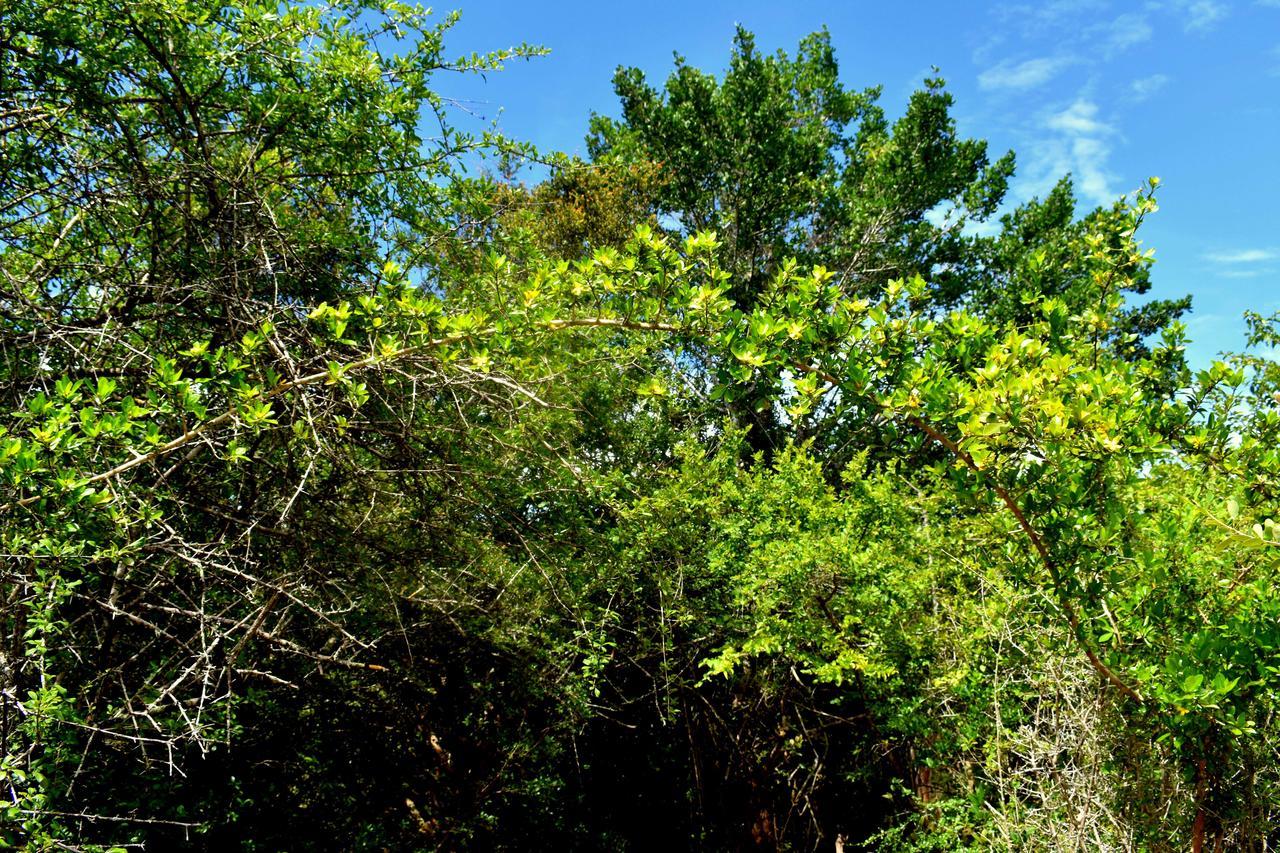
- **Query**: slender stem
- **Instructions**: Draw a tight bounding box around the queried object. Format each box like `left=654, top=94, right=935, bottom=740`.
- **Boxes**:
left=1, top=316, right=686, bottom=512
left=789, top=359, right=1144, bottom=704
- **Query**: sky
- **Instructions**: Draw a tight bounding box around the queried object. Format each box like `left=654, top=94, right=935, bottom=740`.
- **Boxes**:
left=437, top=0, right=1280, bottom=366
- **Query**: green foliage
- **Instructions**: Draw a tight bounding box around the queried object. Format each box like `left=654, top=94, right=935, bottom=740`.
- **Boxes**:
left=0, top=3, right=1273, bottom=851
left=589, top=28, right=1014, bottom=312
left=487, top=157, right=669, bottom=261
left=970, top=176, right=1191, bottom=362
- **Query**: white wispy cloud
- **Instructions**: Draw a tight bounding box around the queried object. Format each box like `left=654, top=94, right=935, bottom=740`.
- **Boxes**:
left=1129, top=74, right=1171, bottom=100
left=1204, top=248, right=1277, bottom=263
left=1020, top=99, right=1119, bottom=206
left=978, top=56, right=1075, bottom=90
left=1173, top=0, right=1229, bottom=31
left=1046, top=99, right=1113, bottom=135
left=1218, top=268, right=1275, bottom=278
left=1102, top=13, right=1154, bottom=53
left=992, top=0, right=1109, bottom=37
left=1257, top=0, right=1280, bottom=8
left=1066, top=136, right=1116, bottom=205
left=1187, top=313, right=1226, bottom=330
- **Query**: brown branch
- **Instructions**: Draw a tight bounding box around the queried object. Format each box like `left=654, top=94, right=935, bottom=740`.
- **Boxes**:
left=18, top=808, right=204, bottom=828
left=0, top=316, right=685, bottom=513
left=790, top=359, right=1144, bottom=704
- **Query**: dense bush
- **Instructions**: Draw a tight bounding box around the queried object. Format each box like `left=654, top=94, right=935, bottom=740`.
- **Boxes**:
left=3, top=3, right=1278, bottom=850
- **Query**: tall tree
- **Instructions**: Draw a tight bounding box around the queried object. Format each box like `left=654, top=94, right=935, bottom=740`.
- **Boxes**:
left=587, top=27, right=1014, bottom=312
left=587, top=28, right=1016, bottom=455
left=586, top=30, right=1189, bottom=459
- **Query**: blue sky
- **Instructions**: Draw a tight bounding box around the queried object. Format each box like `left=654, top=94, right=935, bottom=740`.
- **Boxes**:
left=439, top=0, right=1280, bottom=366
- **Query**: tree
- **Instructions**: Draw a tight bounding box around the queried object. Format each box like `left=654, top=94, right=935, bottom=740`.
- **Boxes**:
left=969, top=176, right=1192, bottom=363
left=588, top=28, right=1013, bottom=313
left=586, top=28, right=1012, bottom=458
left=586, top=31, right=1190, bottom=462
left=0, top=0, right=565, bottom=845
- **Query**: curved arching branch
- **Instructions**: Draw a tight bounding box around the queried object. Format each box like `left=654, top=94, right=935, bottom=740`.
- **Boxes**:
left=789, top=359, right=1145, bottom=704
